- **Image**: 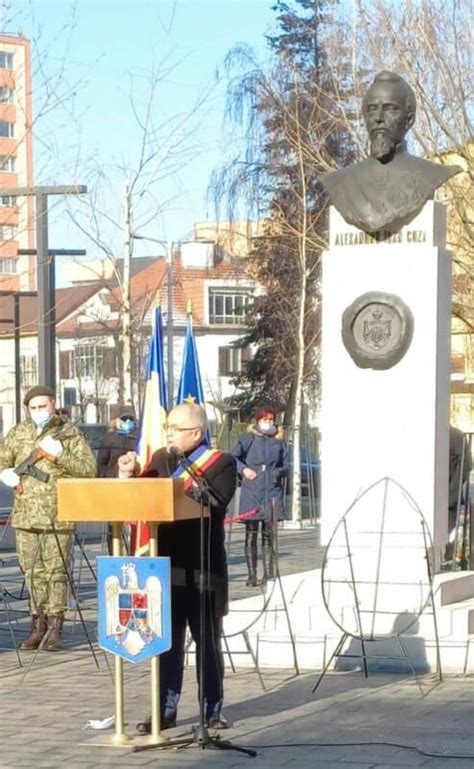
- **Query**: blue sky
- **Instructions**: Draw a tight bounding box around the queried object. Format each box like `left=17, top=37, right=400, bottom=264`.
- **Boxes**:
left=6, top=0, right=276, bottom=280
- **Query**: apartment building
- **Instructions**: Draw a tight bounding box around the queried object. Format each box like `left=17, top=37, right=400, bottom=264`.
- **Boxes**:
left=0, top=34, right=34, bottom=291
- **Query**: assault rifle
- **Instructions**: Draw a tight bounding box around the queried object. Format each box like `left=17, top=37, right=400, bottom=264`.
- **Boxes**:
left=13, top=417, right=79, bottom=492
left=14, top=449, right=50, bottom=485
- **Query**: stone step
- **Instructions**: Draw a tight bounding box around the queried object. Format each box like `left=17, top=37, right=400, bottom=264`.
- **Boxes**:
left=223, top=568, right=474, bottom=674
left=438, top=572, right=474, bottom=606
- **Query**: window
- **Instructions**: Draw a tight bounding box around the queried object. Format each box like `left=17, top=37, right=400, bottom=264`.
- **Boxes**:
left=133, top=339, right=149, bottom=382
left=0, top=87, right=14, bottom=103
left=0, top=52, right=14, bottom=70
left=73, top=345, right=104, bottom=379
left=0, top=155, right=15, bottom=172
left=209, top=289, right=253, bottom=325
left=218, top=345, right=251, bottom=376
left=0, top=195, right=13, bottom=206
left=0, top=224, right=17, bottom=240
left=0, top=258, right=17, bottom=273
left=0, top=121, right=14, bottom=138
left=20, top=355, right=38, bottom=388
left=63, top=387, right=77, bottom=406
left=72, top=345, right=117, bottom=380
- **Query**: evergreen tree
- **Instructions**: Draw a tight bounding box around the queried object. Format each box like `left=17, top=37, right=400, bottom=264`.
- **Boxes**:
left=212, top=0, right=355, bottom=423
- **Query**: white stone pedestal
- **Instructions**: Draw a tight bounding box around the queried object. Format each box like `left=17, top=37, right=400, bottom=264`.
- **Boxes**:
left=321, top=203, right=451, bottom=548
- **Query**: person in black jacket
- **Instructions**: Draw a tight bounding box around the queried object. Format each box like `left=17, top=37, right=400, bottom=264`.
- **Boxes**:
left=117, top=403, right=237, bottom=734
left=97, top=405, right=138, bottom=478
left=445, top=425, right=472, bottom=564
left=98, top=405, right=138, bottom=555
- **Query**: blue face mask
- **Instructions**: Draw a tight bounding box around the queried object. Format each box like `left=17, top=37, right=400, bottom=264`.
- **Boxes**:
left=30, top=411, right=52, bottom=429
left=119, top=419, right=136, bottom=434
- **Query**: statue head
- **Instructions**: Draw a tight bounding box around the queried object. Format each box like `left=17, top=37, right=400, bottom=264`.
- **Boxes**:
left=362, top=72, right=416, bottom=161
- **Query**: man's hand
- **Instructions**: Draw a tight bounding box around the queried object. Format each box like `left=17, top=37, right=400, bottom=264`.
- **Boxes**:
left=0, top=468, right=20, bottom=488
left=242, top=467, right=257, bottom=481
left=38, top=435, right=63, bottom=459
left=117, top=451, right=137, bottom=478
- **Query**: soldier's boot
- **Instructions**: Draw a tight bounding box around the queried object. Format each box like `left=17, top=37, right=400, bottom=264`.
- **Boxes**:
left=44, top=613, right=65, bottom=652
left=261, top=546, right=275, bottom=586
left=20, top=613, right=48, bottom=651
left=245, top=546, right=258, bottom=587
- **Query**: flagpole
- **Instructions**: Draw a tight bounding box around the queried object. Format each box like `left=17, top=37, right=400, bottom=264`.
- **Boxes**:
left=167, top=240, right=174, bottom=406
left=148, top=523, right=167, bottom=745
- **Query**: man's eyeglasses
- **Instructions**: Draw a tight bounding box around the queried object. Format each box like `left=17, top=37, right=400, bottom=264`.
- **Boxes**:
left=166, top=424, right=200, bottom=434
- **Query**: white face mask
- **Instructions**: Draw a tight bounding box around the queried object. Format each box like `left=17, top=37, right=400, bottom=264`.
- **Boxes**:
left=30, top=411, right=52, bottom=429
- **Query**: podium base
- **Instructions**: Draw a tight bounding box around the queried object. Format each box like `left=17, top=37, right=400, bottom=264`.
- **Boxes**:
left=81, top=732, right=132, bottom=748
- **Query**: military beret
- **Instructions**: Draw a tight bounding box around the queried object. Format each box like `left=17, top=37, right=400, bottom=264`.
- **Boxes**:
left=23, top=385, right=56, bottom=406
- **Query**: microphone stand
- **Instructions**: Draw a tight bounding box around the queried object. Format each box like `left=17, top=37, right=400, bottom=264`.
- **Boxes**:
left=177, top=452, right=256, bottom=757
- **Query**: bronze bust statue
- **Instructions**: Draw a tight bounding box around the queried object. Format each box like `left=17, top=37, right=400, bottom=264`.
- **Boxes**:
left=321, top=71, right=461, bottom=234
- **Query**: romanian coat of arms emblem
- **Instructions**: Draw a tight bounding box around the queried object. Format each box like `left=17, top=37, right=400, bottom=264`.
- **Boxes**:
left=97, top=557, right=171, bottom=664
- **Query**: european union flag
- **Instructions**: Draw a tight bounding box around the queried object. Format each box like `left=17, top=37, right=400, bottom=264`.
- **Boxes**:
left=176, top=312, right=209, bottom=445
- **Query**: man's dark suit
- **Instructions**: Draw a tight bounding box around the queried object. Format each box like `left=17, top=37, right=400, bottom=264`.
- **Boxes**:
left=143, top=446, right=237, bottom=721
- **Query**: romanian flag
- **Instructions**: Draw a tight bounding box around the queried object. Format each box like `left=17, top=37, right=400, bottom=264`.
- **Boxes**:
left=131, top=305, right=168, bottom=555
left=176, top=307, right=210, bottom=446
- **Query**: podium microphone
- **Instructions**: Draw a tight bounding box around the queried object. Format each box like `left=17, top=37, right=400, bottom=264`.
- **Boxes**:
left=166, top=446, right=184, bottom=458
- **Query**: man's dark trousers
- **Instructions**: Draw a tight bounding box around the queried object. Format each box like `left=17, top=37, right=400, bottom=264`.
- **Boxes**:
left=160, top=584, right=224, bottom=715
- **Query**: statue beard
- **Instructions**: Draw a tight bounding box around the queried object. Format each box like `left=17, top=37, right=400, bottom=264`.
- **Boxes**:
left=370, top=132, right=395, bottom=161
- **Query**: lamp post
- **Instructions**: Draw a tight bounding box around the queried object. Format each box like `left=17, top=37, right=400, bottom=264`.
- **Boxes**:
left=1, top=185, right=87, bottom=390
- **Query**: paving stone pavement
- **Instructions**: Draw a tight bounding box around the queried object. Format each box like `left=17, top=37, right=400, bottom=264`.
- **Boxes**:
left=0, top=646, right=473, bottom=769
left=1, top=525, right=473, bottom=768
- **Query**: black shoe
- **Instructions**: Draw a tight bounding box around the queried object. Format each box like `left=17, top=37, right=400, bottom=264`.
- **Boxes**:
left=136, top=713, right=177, bottom=735
left=245, top=577, right=258, bottom=587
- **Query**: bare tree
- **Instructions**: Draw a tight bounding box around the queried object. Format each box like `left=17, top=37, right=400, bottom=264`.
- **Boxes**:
left=67, top=61, right=213, bottom=405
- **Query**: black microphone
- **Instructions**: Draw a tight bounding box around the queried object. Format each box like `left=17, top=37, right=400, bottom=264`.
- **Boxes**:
left=167, top=445, right=184, bottom=458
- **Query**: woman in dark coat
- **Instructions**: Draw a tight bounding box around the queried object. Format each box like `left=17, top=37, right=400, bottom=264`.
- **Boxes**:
left=231, top=406, right=288, bottom=586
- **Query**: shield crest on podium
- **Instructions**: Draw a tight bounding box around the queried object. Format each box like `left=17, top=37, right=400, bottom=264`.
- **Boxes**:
left=97, top=556, right=171, bottom=664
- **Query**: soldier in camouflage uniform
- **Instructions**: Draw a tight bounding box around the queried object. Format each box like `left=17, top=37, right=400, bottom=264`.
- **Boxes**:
left=0, top=386, right=96, bottom=651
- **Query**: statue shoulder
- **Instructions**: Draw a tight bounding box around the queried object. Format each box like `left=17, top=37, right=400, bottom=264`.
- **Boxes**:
left=396, top=153, right=462, bottom=185
left=322, top=159, right=371, bottom=193
left=321, top=158, right=373, bottom=201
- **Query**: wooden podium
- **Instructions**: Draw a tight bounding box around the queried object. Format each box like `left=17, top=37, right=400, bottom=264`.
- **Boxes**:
left=57, top=477, right=204, bottom=748
left=57, top=476, right=204, bottom=524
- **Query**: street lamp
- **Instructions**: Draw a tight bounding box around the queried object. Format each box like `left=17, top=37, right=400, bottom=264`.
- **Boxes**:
left=1, top=184, right=88, bottom=389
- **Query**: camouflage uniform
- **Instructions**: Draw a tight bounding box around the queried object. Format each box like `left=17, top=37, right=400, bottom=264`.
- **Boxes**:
left=0, top=415, right=96, bottom=614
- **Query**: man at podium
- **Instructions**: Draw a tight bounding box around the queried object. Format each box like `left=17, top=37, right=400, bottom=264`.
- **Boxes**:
left=117, top=403, right=237, bottom=733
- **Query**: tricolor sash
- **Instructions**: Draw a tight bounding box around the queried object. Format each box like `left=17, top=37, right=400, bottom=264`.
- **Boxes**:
left=171, top=444, right=223, bottom=491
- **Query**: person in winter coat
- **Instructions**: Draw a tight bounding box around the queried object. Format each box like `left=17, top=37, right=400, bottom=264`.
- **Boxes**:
left=231, top=406, right=288, bottom=587
left=0, top=385, right=96, bottom=651
left=97, top=405, right=138, bottom=478
left=97, top=405, right=138, bottom=555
